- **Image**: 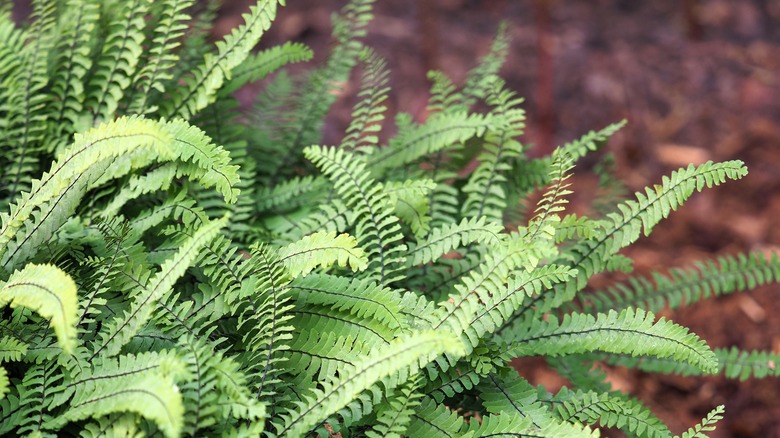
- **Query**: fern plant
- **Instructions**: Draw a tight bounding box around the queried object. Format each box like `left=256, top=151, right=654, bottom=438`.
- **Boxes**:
left=0, top=0, right=775, bottom=436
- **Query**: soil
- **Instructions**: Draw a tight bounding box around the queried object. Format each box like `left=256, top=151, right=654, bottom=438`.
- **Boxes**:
left=229, top=1, right=780, bottom=436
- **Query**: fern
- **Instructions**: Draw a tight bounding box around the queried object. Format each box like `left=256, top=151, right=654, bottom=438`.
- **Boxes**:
left=0, top=1, right=770, bottom=436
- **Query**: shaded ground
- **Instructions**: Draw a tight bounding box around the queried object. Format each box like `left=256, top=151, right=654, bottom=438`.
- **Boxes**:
left=222, top=1, right=780, bottom=436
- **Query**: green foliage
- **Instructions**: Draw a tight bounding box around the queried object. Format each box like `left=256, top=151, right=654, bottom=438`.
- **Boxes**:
left=0, top=1, right=766, bottom=436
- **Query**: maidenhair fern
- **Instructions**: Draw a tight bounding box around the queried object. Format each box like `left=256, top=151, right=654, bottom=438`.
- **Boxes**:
left=0, top=1, right=772, bottom=436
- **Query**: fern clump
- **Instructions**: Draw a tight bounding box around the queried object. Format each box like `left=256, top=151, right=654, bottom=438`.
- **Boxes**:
left=0, top=1, right=773, bottom=436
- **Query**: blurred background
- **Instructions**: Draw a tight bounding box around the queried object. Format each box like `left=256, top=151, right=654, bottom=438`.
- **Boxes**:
left=11, top=0, right=780, bottom=435
left=231, top=3, right=780, bottom=434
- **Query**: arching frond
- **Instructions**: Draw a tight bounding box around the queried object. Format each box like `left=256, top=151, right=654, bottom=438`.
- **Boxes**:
left=0, top=263, right=78, bottom=353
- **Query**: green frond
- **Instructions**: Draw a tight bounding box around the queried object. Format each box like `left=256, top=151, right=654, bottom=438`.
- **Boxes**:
left=235, top=243, right=294, bottom=400
left=222, top=42, right=313, bottom=95
left=600, top=347, right=780, bottom=381
left=677, top=405, right=725, bottom=438
left=0, top=263, right=78, bottom=353
left=341, top=47, right=390, bottom=154
left=478, top=368, right=552, bottom=426
left=461, top=21, right=511, bottom=107
left=528, top=148, right=574, bottom=239
left=283, top=328, right=369, bottom=382
left=85, top=0, right=151, bottom=124
left=77, top=413, right=144, bottom=438
left=0, top=367, right=7, bottom=400
left=554, top=214, right=605, bottom=243
left=584, top=251, right=780, bottom=314
left=426, top=70, right=463, bottom=114
left=423, top=363, right=481, bottom=403
left=384, top=179, right=436, bottom=238
left=290, top=273, right=403, bottom=331
left=507, top=308, right=718, bottom=374
left=559, top=120, right=627, bottom=162
left=175, top=336, right=265, bottom=435
left=256, top=175, right=327, bottom=213
left=461, top=78, right=526, bottom=222
left=550, top=388, right=670, bottom=438
left=0, top=336, right=27, bottom=362
left=365, top=376, right=422, bottom=438
left=64, top=369, right=185, bottom=438
left=407, top=217, right=503, bottom=266
left=278, top=231, right=368, bottom=278
left=273, top=331, right=463, bottom=437
left=0, top=0, right=57, bottom=208
left=167, top=0, right=283, bottom=119
left=304, top=146, right=406, bottom=285
left=89, top=215, right=227, bottom=358
left=48, top=0, right=99, bottom=144
left=434, top=252, right=574, bottom=359
left=126, top=0, right=194, bottom=115
left=12, top=360, right=65, bottom=436
left=405, top=396, right=467, bottom=438
left=368, top=112, right=496, bottom=175
left=506, top=160, right=748, bottom=329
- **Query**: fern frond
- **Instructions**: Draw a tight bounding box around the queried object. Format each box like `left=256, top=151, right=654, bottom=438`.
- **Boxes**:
left=168, top=0, right=283, bottom=119
left=0, top=0, right=57, bottom=206
left=584, top=251, right=780, bottom=314
left=560, top=120, right=627, bottom=162
left=48, top=0, right=99, bottom=144
left=290, top=273, right=403, bottom=330
left=64, top=369, right=185, bottom=438
left=278, top=231, right=368, bottom=278
left=677, top=405, right=725, bottom=438
left=504, top=160, right=749, bottom=330
left=550, top=388, right=670, bottom=438
left=365, top=376, right=422, bottom=438
left=85, top=0, right=151, bottom=123
left=222, top=41, right=313, bottom=95
left=507, top=308, right=718, bottom=374
left=0, top=263, right=78, bottom=353
left=341, top=47, right=390, bottom=154
left=405, top=396, right=466, bottom=438
left=368, top=112, right=496, bottom=175
left=89, top=215, right=227, bottom=358
left=407, top=217, right=503, bottom=266
left=305, top=146, right=406, bottom=285
left=273, top=331, right=463, bottom=437
left=461, top=21, right=511, bottom=107
left=0, top=367, right=7, bottom=399
left=127, top=0, right=194, bottom=115
left=461, top=78, right=526, bottom=222
left=528, top=148, right=574, bottom=239
left=600, top=347, right=780, bottom=381
left=0, top=336, right=27, bottom=362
